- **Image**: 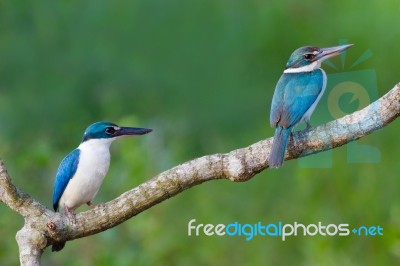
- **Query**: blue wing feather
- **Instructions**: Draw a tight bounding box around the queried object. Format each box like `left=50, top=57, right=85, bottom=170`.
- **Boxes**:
left=52, top=149, right=80, bottom=211
left=270, top=69, right=323, bottom=128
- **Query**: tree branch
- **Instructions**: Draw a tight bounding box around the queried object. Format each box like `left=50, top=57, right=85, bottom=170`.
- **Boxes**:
left=1, top=83, right=399, bottom=265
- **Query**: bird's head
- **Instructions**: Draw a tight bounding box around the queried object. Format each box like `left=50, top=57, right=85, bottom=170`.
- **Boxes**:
left=82, top=121, right=152, bottom=142
left=284, top=44, right=353, bottom=73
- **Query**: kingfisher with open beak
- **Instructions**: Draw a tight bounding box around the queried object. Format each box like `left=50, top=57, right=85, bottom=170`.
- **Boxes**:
left=269, top=44, right=353, bottom=168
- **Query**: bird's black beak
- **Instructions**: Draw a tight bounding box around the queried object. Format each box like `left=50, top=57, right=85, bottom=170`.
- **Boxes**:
left=116, top=127, right=152, bottom=137
left=317, top=44, right=353, bottom=61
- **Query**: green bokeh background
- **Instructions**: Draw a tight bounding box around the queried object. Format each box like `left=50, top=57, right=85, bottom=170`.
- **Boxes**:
left=1, top=1, right=400, bottom=265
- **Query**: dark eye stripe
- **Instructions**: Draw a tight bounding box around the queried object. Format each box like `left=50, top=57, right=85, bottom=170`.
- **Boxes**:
left=304, top=54, right=314, bottom=60
left=105, top=127, right=116, bottom=134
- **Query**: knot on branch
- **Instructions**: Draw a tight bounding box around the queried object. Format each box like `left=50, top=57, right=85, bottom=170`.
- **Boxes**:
left=223, top=154, right=251, bottom=182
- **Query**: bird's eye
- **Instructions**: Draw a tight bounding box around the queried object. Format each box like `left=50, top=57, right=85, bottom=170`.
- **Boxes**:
left=105, top=127, right=116, bottom=135
left=303, top=54, right=314, bottom=60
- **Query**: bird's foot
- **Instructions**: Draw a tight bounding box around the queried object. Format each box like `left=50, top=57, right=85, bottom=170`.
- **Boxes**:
left=300, top=122, right=313, bottom=133
left=63, top=206, right=76, bottom=224
left=87, top=201, right=105, bottom=209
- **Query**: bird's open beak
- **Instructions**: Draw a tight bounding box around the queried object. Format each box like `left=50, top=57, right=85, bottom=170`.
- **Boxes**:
left=116, top=127, right=152, bottom=137
left=317, top=44, right=353, bottom=61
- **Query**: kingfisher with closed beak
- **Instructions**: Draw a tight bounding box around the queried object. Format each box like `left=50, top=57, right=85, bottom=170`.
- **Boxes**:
left=269, top=44, right=353, bottom=168
left=52, top=121, right=152, bottom=219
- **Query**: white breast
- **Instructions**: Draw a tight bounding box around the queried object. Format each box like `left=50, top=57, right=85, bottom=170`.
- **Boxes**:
left=59, top=138, right=114, bottom=211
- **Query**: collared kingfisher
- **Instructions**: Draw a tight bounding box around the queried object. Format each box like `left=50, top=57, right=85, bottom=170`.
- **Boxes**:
left=52, top=121, right=152, bottom=218
left=269, top=44, right=353, bottom=168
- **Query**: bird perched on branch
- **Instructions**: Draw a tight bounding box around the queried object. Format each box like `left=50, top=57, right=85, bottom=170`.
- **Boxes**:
left=53, top=121, right=152, bottom=216
left=269, top=44, right=353, bottom=168
left=51, top=121, right=152, bottom=251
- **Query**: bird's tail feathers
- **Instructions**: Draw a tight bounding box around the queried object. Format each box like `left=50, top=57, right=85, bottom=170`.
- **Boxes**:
left=269, top=127, right=291, bottom=168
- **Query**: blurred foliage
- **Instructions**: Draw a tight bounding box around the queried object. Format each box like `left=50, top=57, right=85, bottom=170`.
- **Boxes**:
left=0, top=0, right=400, bottom=265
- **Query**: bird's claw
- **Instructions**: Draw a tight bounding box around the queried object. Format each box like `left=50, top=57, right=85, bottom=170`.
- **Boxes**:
left=305, top=121, right=313, bottom=131
left=300, top=122, right=313, bottom=133
left=64, top=207, right=77, bottom=224
left=87, top=201, right=105, bottom=209
left=96, top=203, right=105, bottom=208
